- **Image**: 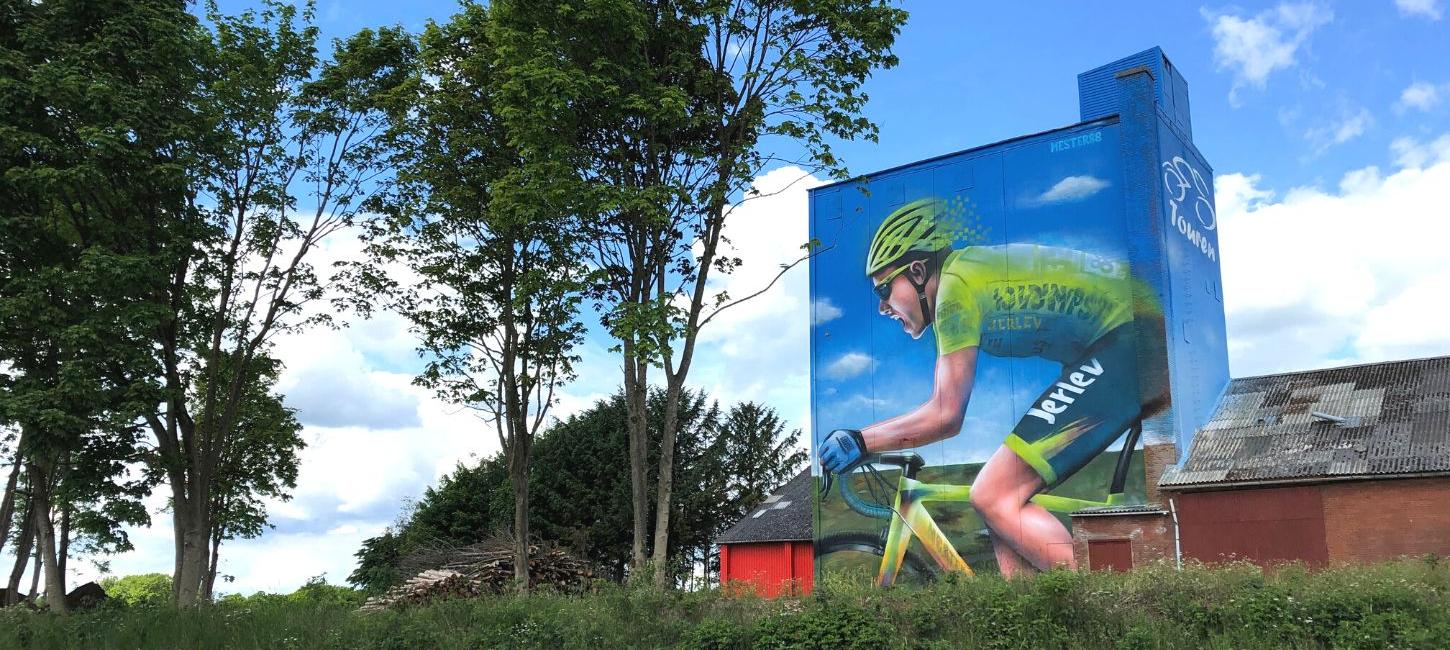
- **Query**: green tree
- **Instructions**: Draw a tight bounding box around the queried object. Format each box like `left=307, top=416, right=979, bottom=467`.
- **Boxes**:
left=287, top=574, right=363, bottom=607
left=131, top=1, right=415, bottom=604
left=350, top=390, right=804, bottom=590
left=635, top=0, right=905, bottom=587
left=345, top=2, right=586, bottom=592
left=529, top=390, right=725, bottom=583
left=348, top=456, right=510, bottom=593
left=0, top=0, right=207, bottom=610
left=190, top=354, right=303, bottom=600
left=347, top=530, right=404, bottom=595
left=490, top=0, right=905, bottom=584
left=99, top=573, right=172, bottom=607
left=665, top=402, right=804, bottom=583
left=487, top=0, right=720, bottom=579
left=716, top=403, right=807, bottom=526
left=404, top=458, right=512, bottom=549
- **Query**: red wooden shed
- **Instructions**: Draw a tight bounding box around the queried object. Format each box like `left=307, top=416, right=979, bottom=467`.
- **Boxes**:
left=715, top=470, right=814, bottom=597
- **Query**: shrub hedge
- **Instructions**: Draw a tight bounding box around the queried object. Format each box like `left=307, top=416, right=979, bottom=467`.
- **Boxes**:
left=1, top=558, right=1446, bottom=649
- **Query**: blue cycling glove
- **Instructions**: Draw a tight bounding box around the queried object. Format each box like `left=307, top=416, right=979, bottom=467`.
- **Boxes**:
left=820, top=429, right=868, bottom=474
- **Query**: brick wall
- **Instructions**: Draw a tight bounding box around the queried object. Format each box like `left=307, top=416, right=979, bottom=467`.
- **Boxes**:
left=1143, top=443, right=1178, bottom=505
left=1321, top=477, right=1450, bottom=563
left=1070, top=512, right=1175, bottom=570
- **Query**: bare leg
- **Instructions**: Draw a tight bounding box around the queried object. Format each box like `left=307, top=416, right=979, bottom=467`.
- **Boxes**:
left=990, top=536, right=1035, bottom=578
left=971, top=446, right=1076, bottom=571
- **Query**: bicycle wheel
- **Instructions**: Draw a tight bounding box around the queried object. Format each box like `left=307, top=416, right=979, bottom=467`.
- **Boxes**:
left=815, top=530, right=937, bottom=583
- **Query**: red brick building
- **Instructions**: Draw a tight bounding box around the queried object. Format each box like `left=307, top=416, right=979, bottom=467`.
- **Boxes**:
left=1072, top=355, right=1450, bottom=570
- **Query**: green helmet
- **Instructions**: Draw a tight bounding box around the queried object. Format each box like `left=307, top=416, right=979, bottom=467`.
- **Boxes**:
left=865, top=199, right=953, bottom=276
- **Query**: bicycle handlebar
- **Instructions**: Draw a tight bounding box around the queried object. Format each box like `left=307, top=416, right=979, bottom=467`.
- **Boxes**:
left=819, top=452, right=926, bottom=520
left=817, top=421, right=1144, bottom=522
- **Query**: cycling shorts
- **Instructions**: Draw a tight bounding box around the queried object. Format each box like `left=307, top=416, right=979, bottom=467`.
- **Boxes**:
left=1002, top=323, right=1167, bottom=487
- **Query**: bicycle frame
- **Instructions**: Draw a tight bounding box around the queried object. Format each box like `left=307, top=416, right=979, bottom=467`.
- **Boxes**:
left=876, top=474, right=972, bottom=585
left=872, top=474, right=1131, bottom=585
left=833, top=423, right=1143, bottom=586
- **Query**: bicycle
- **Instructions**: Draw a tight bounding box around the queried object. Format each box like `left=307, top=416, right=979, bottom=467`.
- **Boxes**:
left=816, top=422, right=1142, bottom=586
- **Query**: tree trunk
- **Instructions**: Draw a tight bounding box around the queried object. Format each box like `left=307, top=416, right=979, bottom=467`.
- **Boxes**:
left=57, top=505, right=70, bottom=583
left=5, top=502, right=35, bottom=606
left=27, top=547, right=40, bottom=603
left=203, top=532, right=222, bottom=601
left=27, top=463, right=66, bottom=613
left=622, top=348, right=651, bottom=574
left=509, top=428, right=532, bottom=592
left=0, top=452, right=22, bottom=559
left=173, top=527, right=209, bottom=605
left=649, top=380, right=684, bottom=587
left=171, top=483, right=211, bottom=606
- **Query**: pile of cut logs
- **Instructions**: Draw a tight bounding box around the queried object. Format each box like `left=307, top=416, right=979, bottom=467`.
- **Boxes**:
left=360, top=538, right=595, bottom=611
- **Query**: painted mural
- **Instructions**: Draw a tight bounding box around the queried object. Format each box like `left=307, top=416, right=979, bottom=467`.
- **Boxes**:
left=810, top=123, right=1172, bottom=583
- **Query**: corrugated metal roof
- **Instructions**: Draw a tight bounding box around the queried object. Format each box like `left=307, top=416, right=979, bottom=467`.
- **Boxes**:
left=1070, top=504, right=1169, bottom=517
left=715, top=469, right=813, bottom=544
left=1162, top=355, right=1450, bottom=489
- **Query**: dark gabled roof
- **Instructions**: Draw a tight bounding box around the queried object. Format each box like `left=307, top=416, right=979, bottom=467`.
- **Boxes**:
left=1161, top=355, right=1450, bottom=489
left=715, top=469, right=813, bottom=544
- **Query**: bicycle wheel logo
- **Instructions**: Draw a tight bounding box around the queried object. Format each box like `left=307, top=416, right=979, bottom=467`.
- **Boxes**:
left=1162, top=155, right=1218, bottom=262
left=1162, top=156, right=1215, bottom=231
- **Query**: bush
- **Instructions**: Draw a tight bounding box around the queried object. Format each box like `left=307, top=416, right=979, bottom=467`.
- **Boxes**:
left=288, top=575, right=366, bottom=608
left=100, top=573, right=173, bottom=607
left=2, top=560, right=1448, bottom=649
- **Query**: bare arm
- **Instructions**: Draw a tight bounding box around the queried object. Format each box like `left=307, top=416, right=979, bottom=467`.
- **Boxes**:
left=860, top=346, right=978, bottom=452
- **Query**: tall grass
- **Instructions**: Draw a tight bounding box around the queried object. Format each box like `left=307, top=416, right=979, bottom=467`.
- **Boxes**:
left=2, top=558, right=1447, bottom=649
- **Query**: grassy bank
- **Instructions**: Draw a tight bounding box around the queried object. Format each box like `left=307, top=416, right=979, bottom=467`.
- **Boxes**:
left=2, top=559, right=1447, bottom=649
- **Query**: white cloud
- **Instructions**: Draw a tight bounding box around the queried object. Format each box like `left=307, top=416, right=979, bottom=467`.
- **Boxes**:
left=687, top=166, right=825, bottom=437
left=1337, top=166, right=1383, bottom=194
left=1358, top=268, right=1450, bottom=358
left=823, top=352, right=873, bottom=380
left=208, top=524, right=387, bottom=595
left=1214, top=172, right=1275, bottom=216
left=812, top=298, right=843, bottom=326
left=1304, top=106, right=1373, bottom=153
left=842, top=394, right=888, bottom=409
left=1397, top=81, right=1443, bottom=113
left=275, top=333, right=420, bottom=429
left=1029, top=175, right=1109, bottom=206
left=1203, top=3, right=1333, bottom=106
left=1390, top=134, right=1450, bottom=168
left=1396, top=0, right=1443, bottom=20
left=1220, top=133, right=1450, bottom=375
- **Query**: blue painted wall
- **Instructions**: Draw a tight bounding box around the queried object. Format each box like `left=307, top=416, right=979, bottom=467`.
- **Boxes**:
left=810, top=48, right=1227, bottom=580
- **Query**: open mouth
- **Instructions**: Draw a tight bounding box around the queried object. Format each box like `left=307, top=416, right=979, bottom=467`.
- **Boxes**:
left=887, top=311, right=909, bottom=332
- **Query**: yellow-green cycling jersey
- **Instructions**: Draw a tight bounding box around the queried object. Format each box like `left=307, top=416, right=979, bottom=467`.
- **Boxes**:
left=933, top=243, right=1153, bottom=364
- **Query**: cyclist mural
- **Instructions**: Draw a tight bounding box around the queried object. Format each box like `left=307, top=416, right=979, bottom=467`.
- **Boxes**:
left=810, top=123, right=1173, bottom=582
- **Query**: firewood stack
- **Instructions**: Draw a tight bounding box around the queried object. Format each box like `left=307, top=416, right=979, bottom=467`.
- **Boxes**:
left=360, top=536, right=596, bottom=611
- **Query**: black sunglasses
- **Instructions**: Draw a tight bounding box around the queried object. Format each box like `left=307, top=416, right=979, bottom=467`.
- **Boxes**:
left=871, top=265, right=911, bottom=301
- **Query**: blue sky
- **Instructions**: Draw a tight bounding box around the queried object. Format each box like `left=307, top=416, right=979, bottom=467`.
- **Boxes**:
left=297, top=0, right=1450, bottom=190
left=14, top=1, right=1449, bottom=594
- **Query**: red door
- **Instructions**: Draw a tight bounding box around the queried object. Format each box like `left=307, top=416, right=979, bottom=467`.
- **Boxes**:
left=1088, top=539, right=1133, bottom=571
left=1176, top=486, right=1329, bottom=567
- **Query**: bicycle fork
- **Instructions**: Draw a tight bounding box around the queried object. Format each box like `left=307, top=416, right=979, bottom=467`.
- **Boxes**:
left=876, top=476, right=974, bottom=586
